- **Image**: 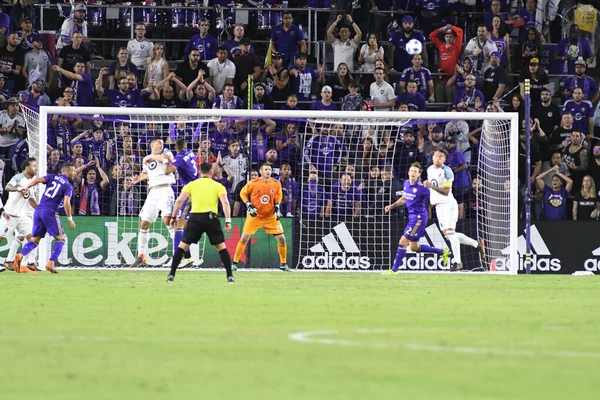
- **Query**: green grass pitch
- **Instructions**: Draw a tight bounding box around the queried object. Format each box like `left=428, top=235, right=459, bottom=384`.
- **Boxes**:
left=1, top=271, right=599, bottom=400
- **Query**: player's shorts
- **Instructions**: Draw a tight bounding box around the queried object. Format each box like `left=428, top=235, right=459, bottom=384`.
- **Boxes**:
left=176, top=198, right=192, bottom=221
left=139, top=186, right=175, bottom=223
left=31, top=210, right=64, bottom=238
left=435, top=201, right=458, bottom=231
left=181, top=213, right=225, bottom=245
left=242, top=215, right=284, bottom=236
left=403, top=214, right=427, bottom=242
left=0, top=215, right=33, bottom=239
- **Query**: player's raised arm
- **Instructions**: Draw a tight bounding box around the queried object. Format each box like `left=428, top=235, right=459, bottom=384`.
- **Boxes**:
left=219, top=192, right=232, bottom=233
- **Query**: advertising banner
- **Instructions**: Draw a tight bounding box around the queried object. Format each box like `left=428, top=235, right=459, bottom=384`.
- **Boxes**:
left=0, top=217, right=292, bottom=269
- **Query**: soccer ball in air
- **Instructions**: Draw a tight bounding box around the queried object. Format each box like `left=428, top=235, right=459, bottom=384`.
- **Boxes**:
left=406, top=39, right=423, bottom=55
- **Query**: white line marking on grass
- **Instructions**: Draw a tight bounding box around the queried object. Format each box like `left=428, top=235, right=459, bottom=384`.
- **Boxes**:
left=288, top=329, right=600, bottom=359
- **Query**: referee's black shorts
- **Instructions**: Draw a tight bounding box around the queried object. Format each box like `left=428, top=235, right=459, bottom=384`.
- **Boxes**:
left=181, top=213, right=225, bottom=245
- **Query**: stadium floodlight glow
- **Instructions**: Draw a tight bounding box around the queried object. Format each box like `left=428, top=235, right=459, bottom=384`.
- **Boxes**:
left=24, top=106, right=519, bottom=274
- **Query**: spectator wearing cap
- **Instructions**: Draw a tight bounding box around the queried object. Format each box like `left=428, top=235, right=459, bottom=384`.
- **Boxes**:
left=554, top=24, right=593, bottom=75
left=399, top=53, right=434, bottom=103
left=17, top=69, right=51, bottom=109
left=389, top=15, right=427, bottom=76
left=428, top=23, right=463, bottom=103
left=326, top=14, right=361, bottom=72
left=452, top=72, right=485, bottom=113
left=205, top=46, right=236, bottom=95
left=57, top=31, right=91, bottom=87
left=464, top=24, right=498, bottom=74
left=482, top=51, right=508, bottom=102
left=22, top=34, right=52, bottom=86
left=560, top=57, right=599, bottom=104
left=184, top=18, right=218, bottom=62
left=0, top=33, right=24, bottom=93
left=519, top=57, right=549, bottom=103
left=563, top=87, right=594, bottom=137
left=175, top=48, right=210, bottom=88
left=260, top=51, right=289, bottom=104
left=395, top=79, right=426, bottom=112
left=57, top=4, right=88, bottom=52
left=0, top=73, right=10, bottom=103
left=289, top=53, right=324, bottom=109
left=270, top=11, right=307, bottom=67
left=340, top=80, right=364, bottom=111
left=233, top=38, right=261, bottom=97
left=127, top=22, right=154, bottom=71
left=395, top=129, right=425, bottom=179
left=310, top=86, right=339, bottom=111
left=369, top=67, right=395, bottom=111
left=53, top=61, right=95, bottom=107
left=223, top=24, right=255, bottom=61
left=243, top=82, right=275, bottom=110
left=484, top=0, right=507, bottom=32
left=532, top=88, right=562, bottom=149
left=0, top=97, right=26, bottom=160
left=414, top=0, right=450, bottom=36
left=17, top=16, right=34, bottom=52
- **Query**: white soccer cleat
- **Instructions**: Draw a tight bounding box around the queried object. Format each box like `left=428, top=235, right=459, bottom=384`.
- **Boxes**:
left=179, top=257, right=194, bottom=269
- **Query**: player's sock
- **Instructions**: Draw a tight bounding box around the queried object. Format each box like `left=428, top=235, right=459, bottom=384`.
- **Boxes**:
left=169, top=247, right=185, bottom=277
left=50, top=240, right=65, bottom=262
left=7, top=236, right=22, bottom=262
left=456, top=232, right=478, bottom=248
left=277, top=243, right=287, bottom=264
left=419, top=244, right=443, bottom=254
left=0, top=162, right=4, bottom=195
left=137, top=229, right=149, bottom=256
left=25, top=246, right=38, bottom=265
left=184, top=251, right=191, bottom=259
left=445, top=231, right=462, bottom=264
left=167, top=226, right=175, bottom=240
left=233, top=242, right=247, bottom=264
left=173, top=229, right=183, bottom=253
left=391, top=246, right=407, bottom=272
left=218, top=249, right=233, bottom=278
left=21, top=241, right=37, bottom=257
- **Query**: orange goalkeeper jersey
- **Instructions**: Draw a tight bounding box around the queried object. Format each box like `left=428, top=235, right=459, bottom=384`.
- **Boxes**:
left=240, top=177, right=283, bottom=218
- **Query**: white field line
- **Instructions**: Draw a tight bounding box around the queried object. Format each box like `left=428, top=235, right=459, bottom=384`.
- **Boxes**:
left=288, top=329, right=600, bottom=360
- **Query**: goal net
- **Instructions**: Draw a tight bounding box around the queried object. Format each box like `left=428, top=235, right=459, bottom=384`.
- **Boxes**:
left=22, top=107, right=518, bottom=273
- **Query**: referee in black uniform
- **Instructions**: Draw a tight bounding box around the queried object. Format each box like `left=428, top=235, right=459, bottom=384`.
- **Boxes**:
left=167, top=162, right=235, bottom=283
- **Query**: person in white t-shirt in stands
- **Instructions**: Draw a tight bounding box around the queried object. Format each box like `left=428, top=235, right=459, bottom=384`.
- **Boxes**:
left=206, top=47, right=236, bottom=95
left=327, top=14, right=361, bottom=72
left=369, top=67, right=395, bottom=111
left=127, top=22, right=154, bottom=71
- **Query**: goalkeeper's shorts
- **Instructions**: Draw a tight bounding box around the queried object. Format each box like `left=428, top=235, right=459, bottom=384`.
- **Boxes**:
left=242, top=215, right=284, bottom=236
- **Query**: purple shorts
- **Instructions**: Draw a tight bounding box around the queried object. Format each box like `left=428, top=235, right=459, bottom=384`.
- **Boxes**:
left=403, top=214, right=427, bottom=242
left=176, top=198, right=191, bottom=220
left=32, top=209, right=64, bottom=238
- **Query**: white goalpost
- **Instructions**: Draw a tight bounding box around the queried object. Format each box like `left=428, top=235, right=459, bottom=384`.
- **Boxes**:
left=22, top=107, right=519, bottom=274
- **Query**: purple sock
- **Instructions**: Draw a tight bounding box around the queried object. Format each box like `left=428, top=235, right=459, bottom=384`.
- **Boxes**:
left=420, top=244, right=443, bottom=254
left=174, top=230, right=183, bottom=253
left=21, top=241, right=37, bottom=257
left=50, top=241, right=65, bottom=262
left=391, top=247, right=407, bottom=272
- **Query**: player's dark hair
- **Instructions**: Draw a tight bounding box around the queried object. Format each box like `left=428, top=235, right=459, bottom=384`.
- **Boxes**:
left=150, top=137, right=162, bottom=146
left=435, top=148, right=449, bottom=157
left=281, top=162, right=291, bottom=168
left=200, top=162, right=213, bottom=174
left=228, top=138, right=240, bottom=147
left=176, top=138, right=187, bottom=151
left=410, top=162, right=423, bottom=172
left=21, top=157, right=36, bottom=171
left=61, top=162, right=75, bottom=171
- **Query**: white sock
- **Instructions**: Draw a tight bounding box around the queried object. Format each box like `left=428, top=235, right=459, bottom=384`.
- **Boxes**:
left=446, top=232, right=462, bottom=264
left=167, top=226, right=174, bottom=240
left=7, top=236, right=23, bottom=262
left=26, top=246, right=38, bottom=265
left=456, top=232, right=478, bottom=248
left=0, top=161, right=4, bottom=195
left=138, top=229, right=149, bottom=256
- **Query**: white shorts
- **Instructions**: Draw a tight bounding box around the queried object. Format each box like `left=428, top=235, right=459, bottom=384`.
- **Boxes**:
left=435, top=201, right=458, bottom=231
left=0, top=215, right=34, bottom=239
left=139, top=187, right=175, bottom=223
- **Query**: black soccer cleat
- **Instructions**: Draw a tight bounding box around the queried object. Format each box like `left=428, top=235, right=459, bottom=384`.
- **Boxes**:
left=477, top=240, right=486, bottom=260
left=227, top=276, right=235, bottom=283
left=166, top=274, right=174, bottom=282
left=129, top=253, right=147, bottom=268
left=450, top=262, right=463, bottom=272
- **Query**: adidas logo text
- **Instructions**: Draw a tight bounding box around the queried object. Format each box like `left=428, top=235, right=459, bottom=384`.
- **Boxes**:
left=302, top=223, right=371, bottom=270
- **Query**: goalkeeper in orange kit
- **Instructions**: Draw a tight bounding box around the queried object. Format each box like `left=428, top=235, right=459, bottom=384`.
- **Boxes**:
left=233, top=163, right=289, bottom=271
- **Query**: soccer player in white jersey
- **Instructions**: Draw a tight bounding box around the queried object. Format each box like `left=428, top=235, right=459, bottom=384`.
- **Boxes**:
left=0, top=158, right=39, bottom=273
left=129, top=138, right=176, bottom=268
left=425, top=149, right=484, bottom=271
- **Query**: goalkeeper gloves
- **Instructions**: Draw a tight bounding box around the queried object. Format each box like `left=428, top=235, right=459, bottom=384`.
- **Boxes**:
left=274, top=204, right=282, bottom=220
left=245, top=201, right=257, bottom=217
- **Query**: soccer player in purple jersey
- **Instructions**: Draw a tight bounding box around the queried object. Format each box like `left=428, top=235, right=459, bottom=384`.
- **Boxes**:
left=383, top=162, right=451, bottom=274
left=166, top=139, right=199, bottom=268
left=14, top=163, right=77, bottom=274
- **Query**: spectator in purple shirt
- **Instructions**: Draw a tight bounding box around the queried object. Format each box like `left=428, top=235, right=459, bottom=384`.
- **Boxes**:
left=289, top=53, right=324, bottom=108
left=301, top=170, right=326, bottom=218
left=554, top=24, right=593, bottom=75
left=444, top=136, right=470, bottom=219
left=270, top=11, right=307, bottom=67
left=395, top=80, right=426, bottom=111
left=276, top=122, right=302, bottom=173
left=536, top=165, right=574, bottom=220
left=399, top=54, right=435, bottom=102
left=17, top=70, right=51, bottom=109
left=326, top=174, right=362, bottom=217
left=96, top=69, right=146, bottom=108
left=107, top=48, right=139, bottom=90
left=184, top=18, right=218, bottom=62
left=389, top=15, right=427, bottom=75
left=484, top=0, right=507, bottom=32
left=223, top=24, right=255, bottom=60
left=278, top=163, right=299, bottom=216
left=53, top=61, right=95, bottom=106
left=185, top=69, right=216, bottom=109
left=310, top=85, right=339, bottom=111
left=208, top=120, right=233, bottom=156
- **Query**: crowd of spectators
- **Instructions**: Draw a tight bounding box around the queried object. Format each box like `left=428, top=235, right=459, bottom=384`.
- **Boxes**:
left=1, top=1, right=600, bottom=221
